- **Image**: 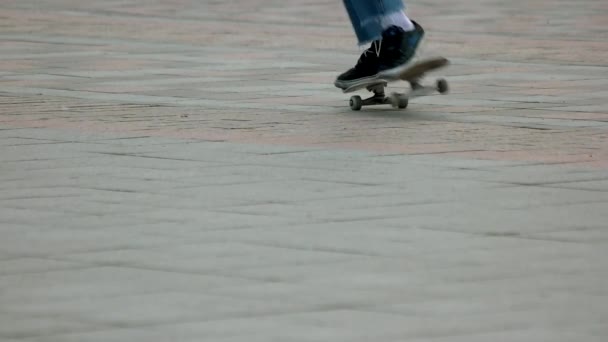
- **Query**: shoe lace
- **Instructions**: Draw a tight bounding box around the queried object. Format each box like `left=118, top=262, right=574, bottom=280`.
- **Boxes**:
left=362, top=40, right=382, bottom=58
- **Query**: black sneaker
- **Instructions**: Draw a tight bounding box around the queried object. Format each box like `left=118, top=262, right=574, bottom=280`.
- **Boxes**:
left=334, top=40, right=382, bottom=90
left=334, top=21, right=425, bottom=90
left=377, top=21, right=425, bottom=80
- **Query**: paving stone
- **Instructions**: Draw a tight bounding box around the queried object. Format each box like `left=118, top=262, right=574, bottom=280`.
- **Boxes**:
left=0, top=258, right=88, bottom=276
left=0, top=312, right=100, bottom=340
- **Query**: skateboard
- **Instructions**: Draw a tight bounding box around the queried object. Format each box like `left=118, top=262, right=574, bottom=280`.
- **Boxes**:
left=342, top=56, right=449, bottom=111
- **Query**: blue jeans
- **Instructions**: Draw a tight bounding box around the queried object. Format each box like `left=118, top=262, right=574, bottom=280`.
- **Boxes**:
left=343, top=0, right=405, bottom=45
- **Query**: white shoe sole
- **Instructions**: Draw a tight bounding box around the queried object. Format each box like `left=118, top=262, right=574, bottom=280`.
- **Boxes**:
left=334, top=74, right=380, bottom=90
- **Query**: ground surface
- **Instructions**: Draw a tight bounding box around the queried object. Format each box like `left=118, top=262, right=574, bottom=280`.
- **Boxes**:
left=1, top=0, right=607, bottom=341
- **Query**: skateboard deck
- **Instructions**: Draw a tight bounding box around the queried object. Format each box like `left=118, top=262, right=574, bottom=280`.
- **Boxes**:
left=341, top=56, right=450, bottom=111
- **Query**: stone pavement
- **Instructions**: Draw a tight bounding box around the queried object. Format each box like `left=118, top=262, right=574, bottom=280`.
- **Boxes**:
left=1, top=0, right=607, bottom=341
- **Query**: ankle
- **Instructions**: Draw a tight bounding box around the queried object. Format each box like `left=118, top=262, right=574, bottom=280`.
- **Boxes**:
left=380, top=11, right=415, bottom=32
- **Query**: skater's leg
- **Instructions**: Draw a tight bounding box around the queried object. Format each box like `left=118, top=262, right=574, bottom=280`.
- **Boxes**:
left=335, top=0, right=425, bottom=90
left=343, top=0, right=412, bottom=45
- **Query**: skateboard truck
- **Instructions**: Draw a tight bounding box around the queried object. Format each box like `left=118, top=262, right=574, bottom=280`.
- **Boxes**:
left=349, top=82, right=391, bottom=111
left=349, top=78, right=449, bottom=111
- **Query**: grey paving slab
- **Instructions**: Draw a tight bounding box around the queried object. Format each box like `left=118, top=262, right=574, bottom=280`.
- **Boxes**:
left=1, top=128, right=607, bottom=340
left=0, top=267, right=242, bottom=301
left=0, top=258, right=88, bottom=276
left=0, top=312, right=100, bottom=340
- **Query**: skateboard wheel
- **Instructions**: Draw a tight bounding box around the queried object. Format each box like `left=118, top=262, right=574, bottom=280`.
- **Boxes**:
left=397, top=96, right=408, bottom=109
left=350, top=95, right=363, bottom=111
left=390, top=93, right=408, bottom=109
left=437, top=78, right=449, bottom=94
